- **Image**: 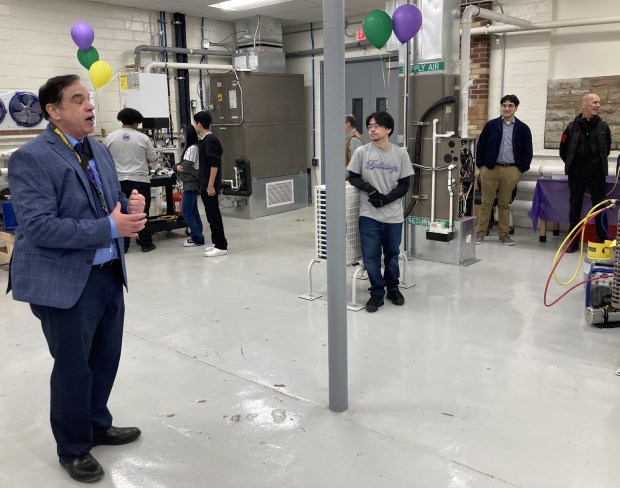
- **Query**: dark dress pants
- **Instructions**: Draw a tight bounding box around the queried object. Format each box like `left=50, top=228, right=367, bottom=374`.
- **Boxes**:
left=31, top=263, right=125, bottom=461
left=120, top=180, right=152, bottom=250
left=200, top=190, right=228, bottom=250
left=568, top=167, right=607, bottom=241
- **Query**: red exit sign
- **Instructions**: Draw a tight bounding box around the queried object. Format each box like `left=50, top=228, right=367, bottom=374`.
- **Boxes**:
left=356, top=27, right=366, bottom=41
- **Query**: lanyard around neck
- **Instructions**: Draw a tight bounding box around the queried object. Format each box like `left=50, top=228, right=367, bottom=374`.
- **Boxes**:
left=53, top=127, right=109, bottom=214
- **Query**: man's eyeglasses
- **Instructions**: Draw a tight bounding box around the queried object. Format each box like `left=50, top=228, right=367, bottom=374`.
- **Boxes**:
left=367, top=124, right=383, bottom=130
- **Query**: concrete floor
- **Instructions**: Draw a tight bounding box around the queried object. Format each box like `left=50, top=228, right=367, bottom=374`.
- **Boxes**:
left=1, top=205, right=620, bottom=488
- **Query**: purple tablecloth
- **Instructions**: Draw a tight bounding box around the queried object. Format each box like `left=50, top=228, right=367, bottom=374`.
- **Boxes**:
left=528, top=176, right=620, bottom=230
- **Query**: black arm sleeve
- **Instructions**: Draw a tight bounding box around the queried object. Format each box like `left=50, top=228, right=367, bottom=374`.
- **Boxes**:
left=384, top=177, right=410, bottom=203
left=348, top=171, right=378, bottom=195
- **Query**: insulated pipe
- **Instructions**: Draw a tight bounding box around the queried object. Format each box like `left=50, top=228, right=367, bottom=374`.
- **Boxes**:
left=470, top=15, right=620, bottom=35
left=448, top=164, right=455, bottom=228
left=431, top=119, right=439, bottom=223
left=460, top=6, right=532, bottom=139
left=431, top=120, right=456, bottom=225
left=173, top=12, right=191, bottom=129
left=134, top=45, right=231, bottom=68
left=144, top=62, right=233, bottom=73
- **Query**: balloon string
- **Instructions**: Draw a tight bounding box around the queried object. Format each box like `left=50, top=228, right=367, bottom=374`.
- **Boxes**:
left=386, top=55, right=391, bottom=111
left=93, top=92, right=102, bottom=135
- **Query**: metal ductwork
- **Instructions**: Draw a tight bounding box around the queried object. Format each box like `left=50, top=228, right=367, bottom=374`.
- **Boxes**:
left=233, top=16, right=285, bottom=73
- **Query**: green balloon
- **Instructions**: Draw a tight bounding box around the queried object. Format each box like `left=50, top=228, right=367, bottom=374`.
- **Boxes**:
left=77, top=46, right=99, bottom=70
left=362, top=9, right=393, bottom=49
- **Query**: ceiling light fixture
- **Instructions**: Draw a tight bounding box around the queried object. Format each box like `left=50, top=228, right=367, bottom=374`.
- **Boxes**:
left=211, top=0, right=291, bottom=12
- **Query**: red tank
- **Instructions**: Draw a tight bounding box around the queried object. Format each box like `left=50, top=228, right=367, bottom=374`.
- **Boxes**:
left=172, top=191, right=182, bottom=216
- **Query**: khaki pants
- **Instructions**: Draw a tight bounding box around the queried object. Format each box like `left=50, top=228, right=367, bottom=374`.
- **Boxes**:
left=476, top=165, right=521, bottom=237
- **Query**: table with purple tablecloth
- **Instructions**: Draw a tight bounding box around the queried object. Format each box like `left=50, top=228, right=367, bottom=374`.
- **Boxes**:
left=528, top=176, right=620, bottom=241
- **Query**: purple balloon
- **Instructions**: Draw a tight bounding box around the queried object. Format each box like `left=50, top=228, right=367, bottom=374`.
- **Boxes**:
left=71, top=22, right=95, bottom=51
left=392, top=4, right=423, bottom=44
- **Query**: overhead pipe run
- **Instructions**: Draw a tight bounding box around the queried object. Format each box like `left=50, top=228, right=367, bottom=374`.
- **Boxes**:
left=470, top=15, right=620, bottom=36
left=134, top=45, right=231, bottom=69
left=144, top=62, right=233, bottom=73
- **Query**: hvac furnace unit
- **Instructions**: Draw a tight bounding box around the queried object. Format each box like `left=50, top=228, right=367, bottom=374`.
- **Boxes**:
left=401, top=0, right=477, bottom=266
left=0, top=91, right=45, bottom=130
left=314, top=183, right=362, bottom=265
left=210, top=71, right=307, bottom=219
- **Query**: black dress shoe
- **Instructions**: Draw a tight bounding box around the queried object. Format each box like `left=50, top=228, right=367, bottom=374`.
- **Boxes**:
left=141, top=243, right=156, bottom=252
left=93, top=426, right=141, bottom=446
left=59, top=453, right=104, bottom=483
left=565, top=243, right=578, bottom=254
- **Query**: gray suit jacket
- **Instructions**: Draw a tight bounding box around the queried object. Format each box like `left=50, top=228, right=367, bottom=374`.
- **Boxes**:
left=7, top=125, right=129, bottom=308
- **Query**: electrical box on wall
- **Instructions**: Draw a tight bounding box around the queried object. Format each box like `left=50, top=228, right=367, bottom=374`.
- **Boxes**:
left=118, top=73, right=169, bottom=129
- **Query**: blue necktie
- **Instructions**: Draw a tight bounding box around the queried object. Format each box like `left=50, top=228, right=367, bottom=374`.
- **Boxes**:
left=75, top=142, right=108, bottom=215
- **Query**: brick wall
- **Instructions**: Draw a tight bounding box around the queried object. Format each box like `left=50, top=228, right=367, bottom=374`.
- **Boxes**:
left=464, top=2, right=492, bottom=139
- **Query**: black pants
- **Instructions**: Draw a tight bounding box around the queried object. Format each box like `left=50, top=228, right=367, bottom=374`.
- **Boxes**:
left=568, top=168, right=607, bottom=241
left=200, top=190, right=228, bottom=250
left=120, top=180, right=152, bottom=249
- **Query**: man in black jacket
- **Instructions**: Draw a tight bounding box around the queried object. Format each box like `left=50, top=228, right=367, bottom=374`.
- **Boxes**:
left=194, top=111, right=229, bottom=257
left=559, top=93, right=611, bottom=253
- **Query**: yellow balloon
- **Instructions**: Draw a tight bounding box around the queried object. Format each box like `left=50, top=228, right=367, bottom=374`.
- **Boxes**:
left=88, top=60, right=112, bottom=90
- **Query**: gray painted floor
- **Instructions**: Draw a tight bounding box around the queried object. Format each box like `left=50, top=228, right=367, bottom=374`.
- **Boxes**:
left=1, top=205, right=620, bottom=488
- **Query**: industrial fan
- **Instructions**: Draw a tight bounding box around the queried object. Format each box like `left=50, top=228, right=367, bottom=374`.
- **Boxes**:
left=8, top=91, right=43, bottom=127
left=0, top=98, right=6, bottom=126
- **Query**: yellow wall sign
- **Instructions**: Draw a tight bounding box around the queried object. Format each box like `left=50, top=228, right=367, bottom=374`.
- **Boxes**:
left=119, top=74, right=128, bottom=90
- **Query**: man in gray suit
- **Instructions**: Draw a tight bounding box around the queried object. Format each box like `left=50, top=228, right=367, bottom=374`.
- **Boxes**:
left=7, top=75, right=147, bottom=483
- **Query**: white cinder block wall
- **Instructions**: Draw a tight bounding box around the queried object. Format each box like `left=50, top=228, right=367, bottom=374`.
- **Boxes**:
left=0, top=0, right=233, bottom=152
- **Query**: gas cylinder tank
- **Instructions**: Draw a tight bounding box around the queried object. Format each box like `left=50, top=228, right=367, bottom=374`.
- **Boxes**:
left=172, top=191, right=182, bottom=216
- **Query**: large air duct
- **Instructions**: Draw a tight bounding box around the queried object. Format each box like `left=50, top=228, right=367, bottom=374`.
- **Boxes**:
left=233, top=16, right=285, bottom=73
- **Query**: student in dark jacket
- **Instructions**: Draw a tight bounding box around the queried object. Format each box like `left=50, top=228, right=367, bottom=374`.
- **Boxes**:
left=559, top=92, right=611, bottom=253
left=193, top=111, right=229, bottom=257
left=475, top=94, right=533, bottom=246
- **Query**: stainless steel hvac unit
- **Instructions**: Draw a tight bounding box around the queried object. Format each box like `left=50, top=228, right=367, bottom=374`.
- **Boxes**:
left=210, top=71, right=307, bottom=219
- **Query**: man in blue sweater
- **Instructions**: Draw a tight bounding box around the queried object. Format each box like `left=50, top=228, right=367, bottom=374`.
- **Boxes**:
left=475, top=94, right=533, bottom=246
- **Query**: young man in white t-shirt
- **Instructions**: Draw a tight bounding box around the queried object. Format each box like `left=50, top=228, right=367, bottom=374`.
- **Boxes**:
left=346, top=111, right=414, bottom=313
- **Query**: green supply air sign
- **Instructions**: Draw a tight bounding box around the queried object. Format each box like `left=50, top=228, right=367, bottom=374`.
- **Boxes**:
left=399, top=61, right=446, bottom=75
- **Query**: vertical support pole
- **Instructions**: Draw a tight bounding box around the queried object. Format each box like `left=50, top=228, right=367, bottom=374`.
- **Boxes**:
left=323, top=0, right=348, bottom=412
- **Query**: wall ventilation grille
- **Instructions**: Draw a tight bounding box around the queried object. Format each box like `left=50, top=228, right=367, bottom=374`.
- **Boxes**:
left=266, top=179, right=294, bottom=208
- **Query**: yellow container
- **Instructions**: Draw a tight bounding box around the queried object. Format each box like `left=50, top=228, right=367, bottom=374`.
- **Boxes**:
left=587, top=240, right=614, bottom=260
